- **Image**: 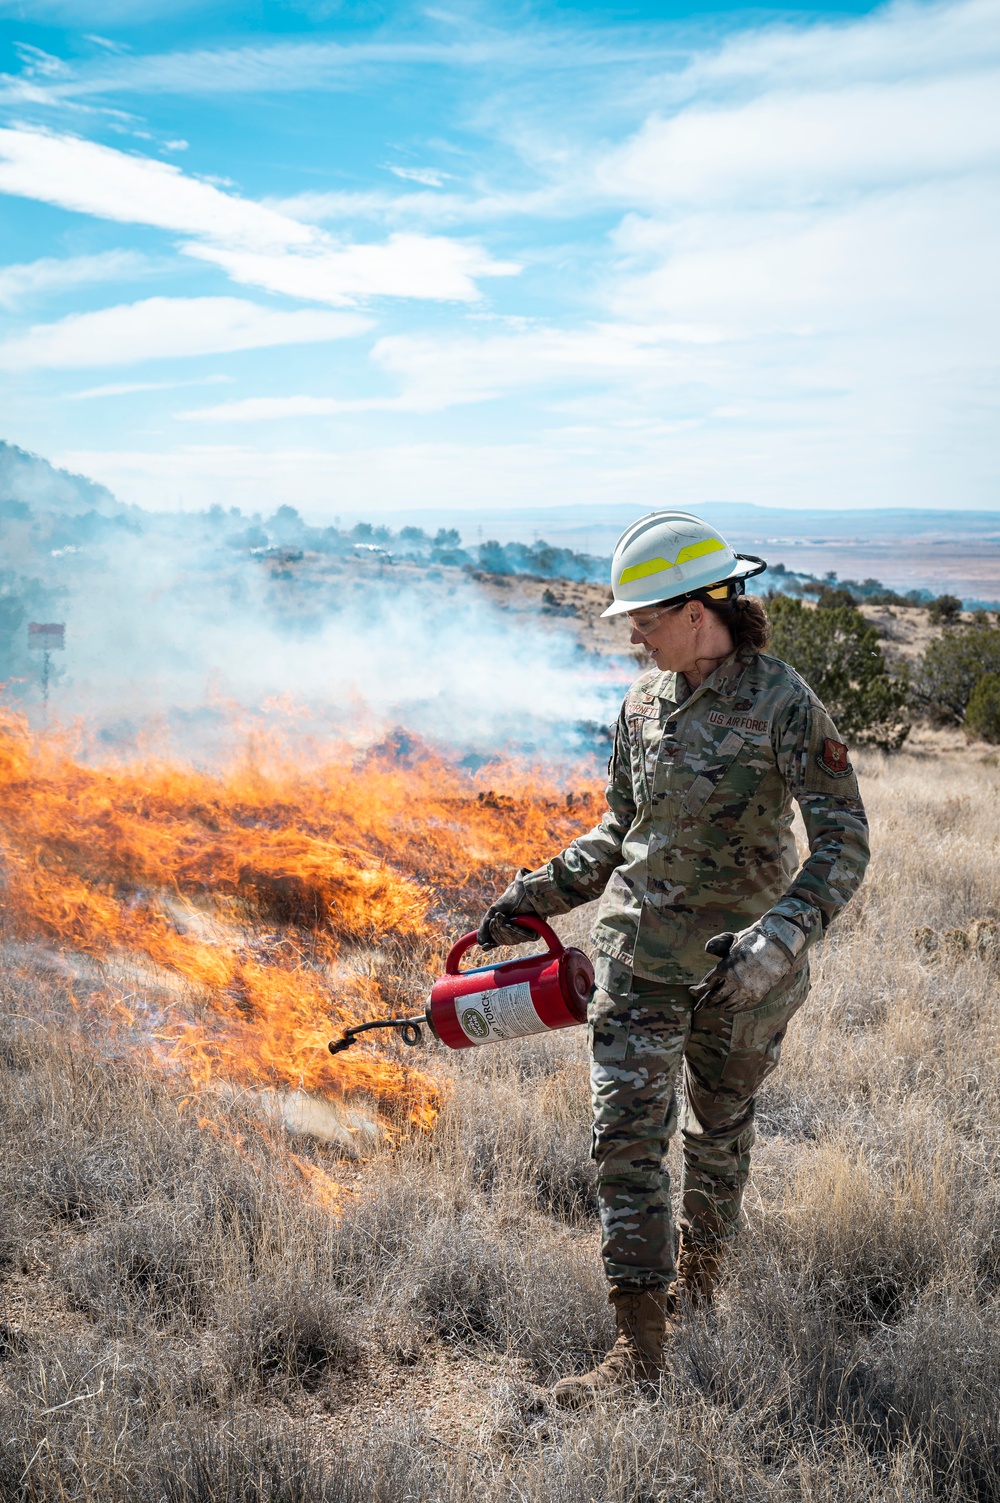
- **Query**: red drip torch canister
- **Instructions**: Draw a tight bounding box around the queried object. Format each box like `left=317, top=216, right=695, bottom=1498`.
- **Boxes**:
left=426, top=916, right=593, bottom=1050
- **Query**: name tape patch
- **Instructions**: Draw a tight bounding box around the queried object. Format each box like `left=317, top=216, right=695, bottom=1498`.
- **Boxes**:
left=626, top=701, right=660, bottom=720
left=707, top=710, right=771, bottom=735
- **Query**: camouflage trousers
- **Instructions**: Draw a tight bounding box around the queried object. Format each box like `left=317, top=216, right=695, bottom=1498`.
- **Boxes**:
left=589, top=964, right=810, bottom=1287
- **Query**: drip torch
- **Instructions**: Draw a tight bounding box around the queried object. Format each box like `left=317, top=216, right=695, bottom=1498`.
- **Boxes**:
left=328, top=916, right=593, bottom=1056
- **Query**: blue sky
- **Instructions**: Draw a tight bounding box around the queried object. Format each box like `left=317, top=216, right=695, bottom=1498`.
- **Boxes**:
left=0, top=0, right=997, bottom=519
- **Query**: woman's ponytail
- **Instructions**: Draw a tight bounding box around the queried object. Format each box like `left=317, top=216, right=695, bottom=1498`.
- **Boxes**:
left=697, top=591, right=772, bottom=655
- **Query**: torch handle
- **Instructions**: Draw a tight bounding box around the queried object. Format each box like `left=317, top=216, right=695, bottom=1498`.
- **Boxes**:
left=446, top=915, right=564, bottom=975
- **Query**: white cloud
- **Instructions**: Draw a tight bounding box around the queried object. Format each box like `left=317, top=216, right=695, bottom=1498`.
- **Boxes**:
left=589, top=1, right=1000, bottom=372
left=175, top=323, right=721, bottom=423
left=70, top=373, right=234, bottom=399
left=178, top=395, right=404, bottom=422
left=682, top=0, right=1000, bottom=94
left=0, top=128, right=519, bottom=307
left=186, top=234, right=519, bottom=307
left=176, top=323, right=686, bottom=421
left=599, top=72, right=1000, bottom=207
left=0, top=128, right=310, bottom=249
left=271, top=184, right=553, bottom=232
left=0, top=26, right=667, bottom=103
left=0, top=249, right=147, bottom=309
left=13, top=42, right=69, bottom=78
left=0, top=296, right=370, bottom=369
left=387, top=166, right=450, bottom=188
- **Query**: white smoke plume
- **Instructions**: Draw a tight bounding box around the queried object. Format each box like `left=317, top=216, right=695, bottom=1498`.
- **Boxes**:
left=0, top=447, right=627, bottom=769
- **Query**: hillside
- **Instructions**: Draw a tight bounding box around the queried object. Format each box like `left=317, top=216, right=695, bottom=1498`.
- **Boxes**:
left=0, top=441, right=134, bottom=520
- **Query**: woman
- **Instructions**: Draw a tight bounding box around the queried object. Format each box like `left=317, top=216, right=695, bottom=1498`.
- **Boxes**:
left=476, top=511, right=870, bottom=1407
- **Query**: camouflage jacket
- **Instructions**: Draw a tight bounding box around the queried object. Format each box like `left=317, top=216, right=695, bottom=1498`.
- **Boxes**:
left=522, top=650, right=870, bottom=992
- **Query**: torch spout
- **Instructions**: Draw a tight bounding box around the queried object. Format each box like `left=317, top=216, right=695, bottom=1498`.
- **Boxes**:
left=328, top=1013, right=427, bottom=1056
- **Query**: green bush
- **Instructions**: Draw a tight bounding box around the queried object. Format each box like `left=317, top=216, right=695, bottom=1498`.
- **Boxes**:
left=964, top=673, right=1000, bottom=743
left=911, top=623, right=1000, bottom=723
left=767, top=595, right=910, bottom=751
left=928, top=594, right=963, bottom=625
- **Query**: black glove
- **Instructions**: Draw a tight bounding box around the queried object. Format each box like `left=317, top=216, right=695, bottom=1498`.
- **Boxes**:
left=476, top=872, right=540, bottom=949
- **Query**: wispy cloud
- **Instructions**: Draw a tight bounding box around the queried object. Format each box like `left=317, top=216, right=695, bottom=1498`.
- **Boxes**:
left=177, top=394, right=407, bottom=422
left=0, top=296, right=370, bottom=369
left=0, top=127, right=314, bottom=246
left=0, top=24, right=678, bottom=104
left=387, top=165, right=450, bottom=188
left=598, top=73, right=1000, bottom=207
left=69, top=373, right=234, bottom=399
left=0, top=249, right=148, bottom=309
left=185, top=234, right=517, bottom=306
left=0, top=128, right=519, bottom=305
left=177, top=322, right=708, bottom=421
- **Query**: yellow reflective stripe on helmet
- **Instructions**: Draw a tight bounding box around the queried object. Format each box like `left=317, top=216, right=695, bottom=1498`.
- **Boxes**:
left=706, top=583, right=730, bottom=599
left=618, top=536, right=726, bottom=587
left=619, top=556, right=673, bottom=585
left=676, top=537, right=726, bottom=566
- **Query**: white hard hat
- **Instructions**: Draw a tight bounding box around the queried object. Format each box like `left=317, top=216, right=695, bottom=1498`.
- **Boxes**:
left=602, top=510, right=766, bottom=618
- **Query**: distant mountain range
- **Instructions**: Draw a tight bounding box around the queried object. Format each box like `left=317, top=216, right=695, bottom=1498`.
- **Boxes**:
left=3, top=439, right=999, bottom=605
left=346, top=500, right=1000, bottom=551
left=342, top=500, right=1000, bottom=605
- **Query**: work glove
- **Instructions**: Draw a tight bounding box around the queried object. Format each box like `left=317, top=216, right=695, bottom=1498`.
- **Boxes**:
left=477, top=870, right=540, bottom=949
left=689, top=924, right=795, bottom=1013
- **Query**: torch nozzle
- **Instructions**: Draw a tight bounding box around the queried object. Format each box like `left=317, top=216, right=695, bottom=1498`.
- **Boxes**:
left=328, top=1014, right=427, bottom=1056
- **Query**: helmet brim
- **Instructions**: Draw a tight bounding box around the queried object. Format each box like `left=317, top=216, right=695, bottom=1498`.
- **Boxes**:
left=601, top=554, right=767, bottom=618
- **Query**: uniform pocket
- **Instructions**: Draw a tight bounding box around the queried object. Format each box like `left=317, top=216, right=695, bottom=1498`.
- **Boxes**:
left=588, top=988, right=632, bottom=1065
left=720, top=962, right=810, bottom=1090
left=684, top=735, right=774, bottom=823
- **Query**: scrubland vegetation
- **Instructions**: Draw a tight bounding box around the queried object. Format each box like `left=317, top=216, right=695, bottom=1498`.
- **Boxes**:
left=0, top=729, right=998, bottom=1502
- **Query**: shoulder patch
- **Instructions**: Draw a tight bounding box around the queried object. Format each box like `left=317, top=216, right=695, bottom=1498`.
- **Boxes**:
left=801, top=707, right=860, bottom=798
left=816, top=737, right=852, bottom=778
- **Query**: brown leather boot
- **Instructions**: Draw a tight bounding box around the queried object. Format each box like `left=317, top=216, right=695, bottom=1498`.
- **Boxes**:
left=552, top=1284, right=675, bottom=1409
left=674, top=1234, right=724, bottom=1308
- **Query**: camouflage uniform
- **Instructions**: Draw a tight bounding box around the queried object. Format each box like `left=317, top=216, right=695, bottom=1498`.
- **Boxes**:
left=522, top=649, right=869, bottom=1286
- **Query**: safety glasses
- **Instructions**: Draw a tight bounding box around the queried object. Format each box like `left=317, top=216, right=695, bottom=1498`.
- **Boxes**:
left=625, top=602, right=687, bottom=633
left=626, top=581, right=735, bottom=634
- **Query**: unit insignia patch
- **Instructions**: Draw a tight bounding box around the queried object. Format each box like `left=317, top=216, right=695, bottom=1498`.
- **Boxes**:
left=817, top=738, right=852, bottom=777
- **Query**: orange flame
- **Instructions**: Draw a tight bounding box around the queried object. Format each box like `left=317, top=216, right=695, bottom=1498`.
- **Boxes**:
left=0, top=703, right=598, bottom=1136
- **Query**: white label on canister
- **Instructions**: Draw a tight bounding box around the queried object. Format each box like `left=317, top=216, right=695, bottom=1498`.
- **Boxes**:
left=456, top=981, right=547, bottom=1043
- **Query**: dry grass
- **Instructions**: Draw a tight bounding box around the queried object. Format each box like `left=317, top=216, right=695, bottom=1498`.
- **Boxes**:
left=0, top=740, right=998, bottom=1501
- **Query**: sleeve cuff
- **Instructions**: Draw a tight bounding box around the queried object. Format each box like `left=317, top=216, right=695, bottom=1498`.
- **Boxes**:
left=760, top=901, right=823, bottom=956
left=520, top=864, right=586, bottom=917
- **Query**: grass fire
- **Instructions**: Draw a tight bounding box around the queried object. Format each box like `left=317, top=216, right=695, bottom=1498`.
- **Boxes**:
left=0, top=701, right=597, bottom=1141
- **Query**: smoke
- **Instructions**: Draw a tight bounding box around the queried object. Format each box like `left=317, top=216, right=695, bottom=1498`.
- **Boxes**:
left=64, top=540, right=622, bottom=763
left=0, top=448, right=627, bottom=769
